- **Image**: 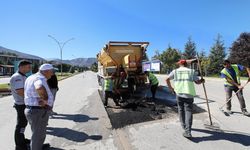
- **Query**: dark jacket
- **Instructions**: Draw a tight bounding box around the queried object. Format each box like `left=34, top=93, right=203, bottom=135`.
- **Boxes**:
left=47, top=74, right=58, bottom=89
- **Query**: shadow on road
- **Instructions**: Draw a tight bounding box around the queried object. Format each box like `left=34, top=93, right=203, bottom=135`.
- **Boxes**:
left=191, top=128, right=250, bottom=146
left=195, top=96, right=216, bottom=105
left=50, top=114, right=98, bottom=123
left=47, top=127, right=102, bottom=142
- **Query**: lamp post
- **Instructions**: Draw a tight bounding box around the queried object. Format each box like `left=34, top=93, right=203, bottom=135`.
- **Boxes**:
left=48, top=35, right=74, bottom=76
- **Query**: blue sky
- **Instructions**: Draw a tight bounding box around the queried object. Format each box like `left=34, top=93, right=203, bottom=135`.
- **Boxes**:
left=0, top=0, right=250, bottom=60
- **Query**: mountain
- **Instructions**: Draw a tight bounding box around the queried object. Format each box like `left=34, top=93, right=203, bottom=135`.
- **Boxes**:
left=48, top=58, right=97, bottom=67
left=0, top=46, right=44, bottom=61
left=0, top=45, right=97, bottom=67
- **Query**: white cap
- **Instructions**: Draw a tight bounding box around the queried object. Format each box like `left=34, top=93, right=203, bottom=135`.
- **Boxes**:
left=39, top=64, right=54, bottom=71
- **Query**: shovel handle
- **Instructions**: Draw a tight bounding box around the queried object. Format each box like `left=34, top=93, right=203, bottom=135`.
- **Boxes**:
left=219, top=81, right=249, bottom=109
left=196, top=53, right=213, bottom=125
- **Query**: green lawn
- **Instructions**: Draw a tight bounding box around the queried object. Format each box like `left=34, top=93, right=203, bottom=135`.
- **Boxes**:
left=56, top=72, right=78, bottom=81
left=0, top=73, right=78, bottom=91
left=0, top=83, right=10, bottom=89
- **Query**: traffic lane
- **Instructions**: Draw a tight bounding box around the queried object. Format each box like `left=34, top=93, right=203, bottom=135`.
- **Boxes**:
left=45, top=71, right=118, bottom=149
left=0, top=77, right=10, bottom=84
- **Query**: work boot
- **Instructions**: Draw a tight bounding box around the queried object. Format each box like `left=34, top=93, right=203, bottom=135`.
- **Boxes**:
left=242, top=109, right=250, bottom=116
left=50, top=111, right=58, bottom=115
left=183, top=131, right=192, bottom=139
left=42, top=143, right=50, bottom=150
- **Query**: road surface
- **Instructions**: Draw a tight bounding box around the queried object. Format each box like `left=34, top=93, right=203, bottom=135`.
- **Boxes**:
left=0, top=72, right=250, bottom=150
left=0, top=77, right=10, bottom=84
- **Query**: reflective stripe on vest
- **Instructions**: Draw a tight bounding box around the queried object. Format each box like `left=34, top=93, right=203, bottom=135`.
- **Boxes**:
left=104, top=79, right=113, bottom=91
left=149, top=72, right=159, bottom=85
left=174, top=68, right=196, bottom=96
left=220, top=64, right=240, bottom=86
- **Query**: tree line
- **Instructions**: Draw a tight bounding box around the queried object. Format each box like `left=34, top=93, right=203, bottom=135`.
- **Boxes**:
left=152, top=32, right=250, bottom=77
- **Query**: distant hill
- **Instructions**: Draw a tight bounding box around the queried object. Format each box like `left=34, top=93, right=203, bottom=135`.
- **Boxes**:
left=0, top=46, right=44, bottom=61
left=48, top=58, right=97, bottom=67
left=0, top=46, right=97, bottom=67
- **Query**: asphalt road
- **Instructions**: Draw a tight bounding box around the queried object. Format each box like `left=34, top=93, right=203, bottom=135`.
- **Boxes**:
left=1, top=72, right=250, bottom=150
left=0, top=77, right=10, bottom=84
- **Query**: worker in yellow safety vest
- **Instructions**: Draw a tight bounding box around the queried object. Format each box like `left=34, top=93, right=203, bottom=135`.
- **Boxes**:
left=220, top=60, right=250, bottom=116
left=145, top=71, right=159, bottom=100
left=166, top=59, right=204, bottom=138
left=103, top=75, right=120, bottom=107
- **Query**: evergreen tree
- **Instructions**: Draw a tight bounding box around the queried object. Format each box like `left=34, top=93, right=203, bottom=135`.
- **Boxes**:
left=183, top=37, right=197, bottom=59
left=152, top=50, right=161, bottom=60
left=199, top=50, right=210, bottom=76
left=158, top=45, right=181, bottom=73
left=207, top=34, right=226, bottom=75
left=90, top=62, right=98, bottom=72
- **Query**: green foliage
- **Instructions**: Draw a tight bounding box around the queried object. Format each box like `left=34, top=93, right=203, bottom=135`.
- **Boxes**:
left=207, top=34, right=226, bottom=75
left=229, top=32, right=250, bottom=67
left=183, top=37, right=197, bottom=59
left=157, top=46, right=181, bottom=73
left=54, top=63, right=72, bottom=73
left=90, top=62, right=98, bottom=72
left=152, top=50, right=161, bottom=60
left=198, top=50, right=210, bottom=76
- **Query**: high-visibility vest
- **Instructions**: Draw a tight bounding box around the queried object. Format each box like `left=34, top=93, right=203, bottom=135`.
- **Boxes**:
left=174, top=67, right=196, bottom=96
left=221, top=64, right=241, bottom=86
left=148, top=72, right=159, bottom=85
left=104, top=78, right=113, bottom=91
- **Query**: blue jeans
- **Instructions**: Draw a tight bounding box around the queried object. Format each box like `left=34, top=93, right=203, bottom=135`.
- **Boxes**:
left=177, top=96, right=194, bottom=133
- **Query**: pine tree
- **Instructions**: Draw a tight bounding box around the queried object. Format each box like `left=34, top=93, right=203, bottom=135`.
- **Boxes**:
left=159, top=45, right=181, bottom=73
left=207, top=34, right=226, bottom=75
left=199, top=50, right=210, bottom=76
left=229, top=32, right=250, bottom=67
left=152, top=50, right=160, bottom=60
left=183, top=37, right=197, bottom=59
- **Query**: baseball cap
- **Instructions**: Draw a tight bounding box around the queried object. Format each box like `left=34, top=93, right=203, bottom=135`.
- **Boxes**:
left=177, top=59, right=187, bottom=65
left=39, top=64, right=54, bottom=71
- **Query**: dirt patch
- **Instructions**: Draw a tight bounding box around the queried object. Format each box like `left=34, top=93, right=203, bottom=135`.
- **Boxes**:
left=98, top=89, right=206, bottom=129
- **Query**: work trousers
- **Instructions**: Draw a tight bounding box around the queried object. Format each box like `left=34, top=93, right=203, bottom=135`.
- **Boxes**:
left=151, top=83, right=158, bottom=99
left=177, top=96, right=194, bottom=134
left=224, top=86, right=246, bottom=111
left=14, top=104, right=28, bottom=150
left=104, top=91, right=119, bottom=106
left=25, top=108, right=49, bottom=150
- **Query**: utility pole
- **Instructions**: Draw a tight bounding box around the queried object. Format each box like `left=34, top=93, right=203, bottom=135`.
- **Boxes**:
left=48, top=35, right=74, bottom=76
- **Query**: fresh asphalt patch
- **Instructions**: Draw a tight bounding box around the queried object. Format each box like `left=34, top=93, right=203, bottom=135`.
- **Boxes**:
left=98, top=88, right=206, bottom=129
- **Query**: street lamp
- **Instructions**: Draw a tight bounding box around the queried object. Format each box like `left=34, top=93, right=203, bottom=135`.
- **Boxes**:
left=48, top=35, right=74, bottom=76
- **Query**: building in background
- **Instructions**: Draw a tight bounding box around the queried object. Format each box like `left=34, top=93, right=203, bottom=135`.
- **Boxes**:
left=142, top=60, right=162, bottom=73
left=0, top=54, right=42, bottom=76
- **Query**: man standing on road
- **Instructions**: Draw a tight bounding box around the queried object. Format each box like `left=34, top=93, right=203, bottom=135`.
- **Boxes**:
left=10, top=60, right=32, bottom=150
left=24, top=64, right=54, bottom=150
left=166, top=59, right=204, bottom=138
left=47, top=71, right=59, bottom=115
left=145, top=71, right=159, bottom=100
left=220, top=60, right=250, bottom=116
